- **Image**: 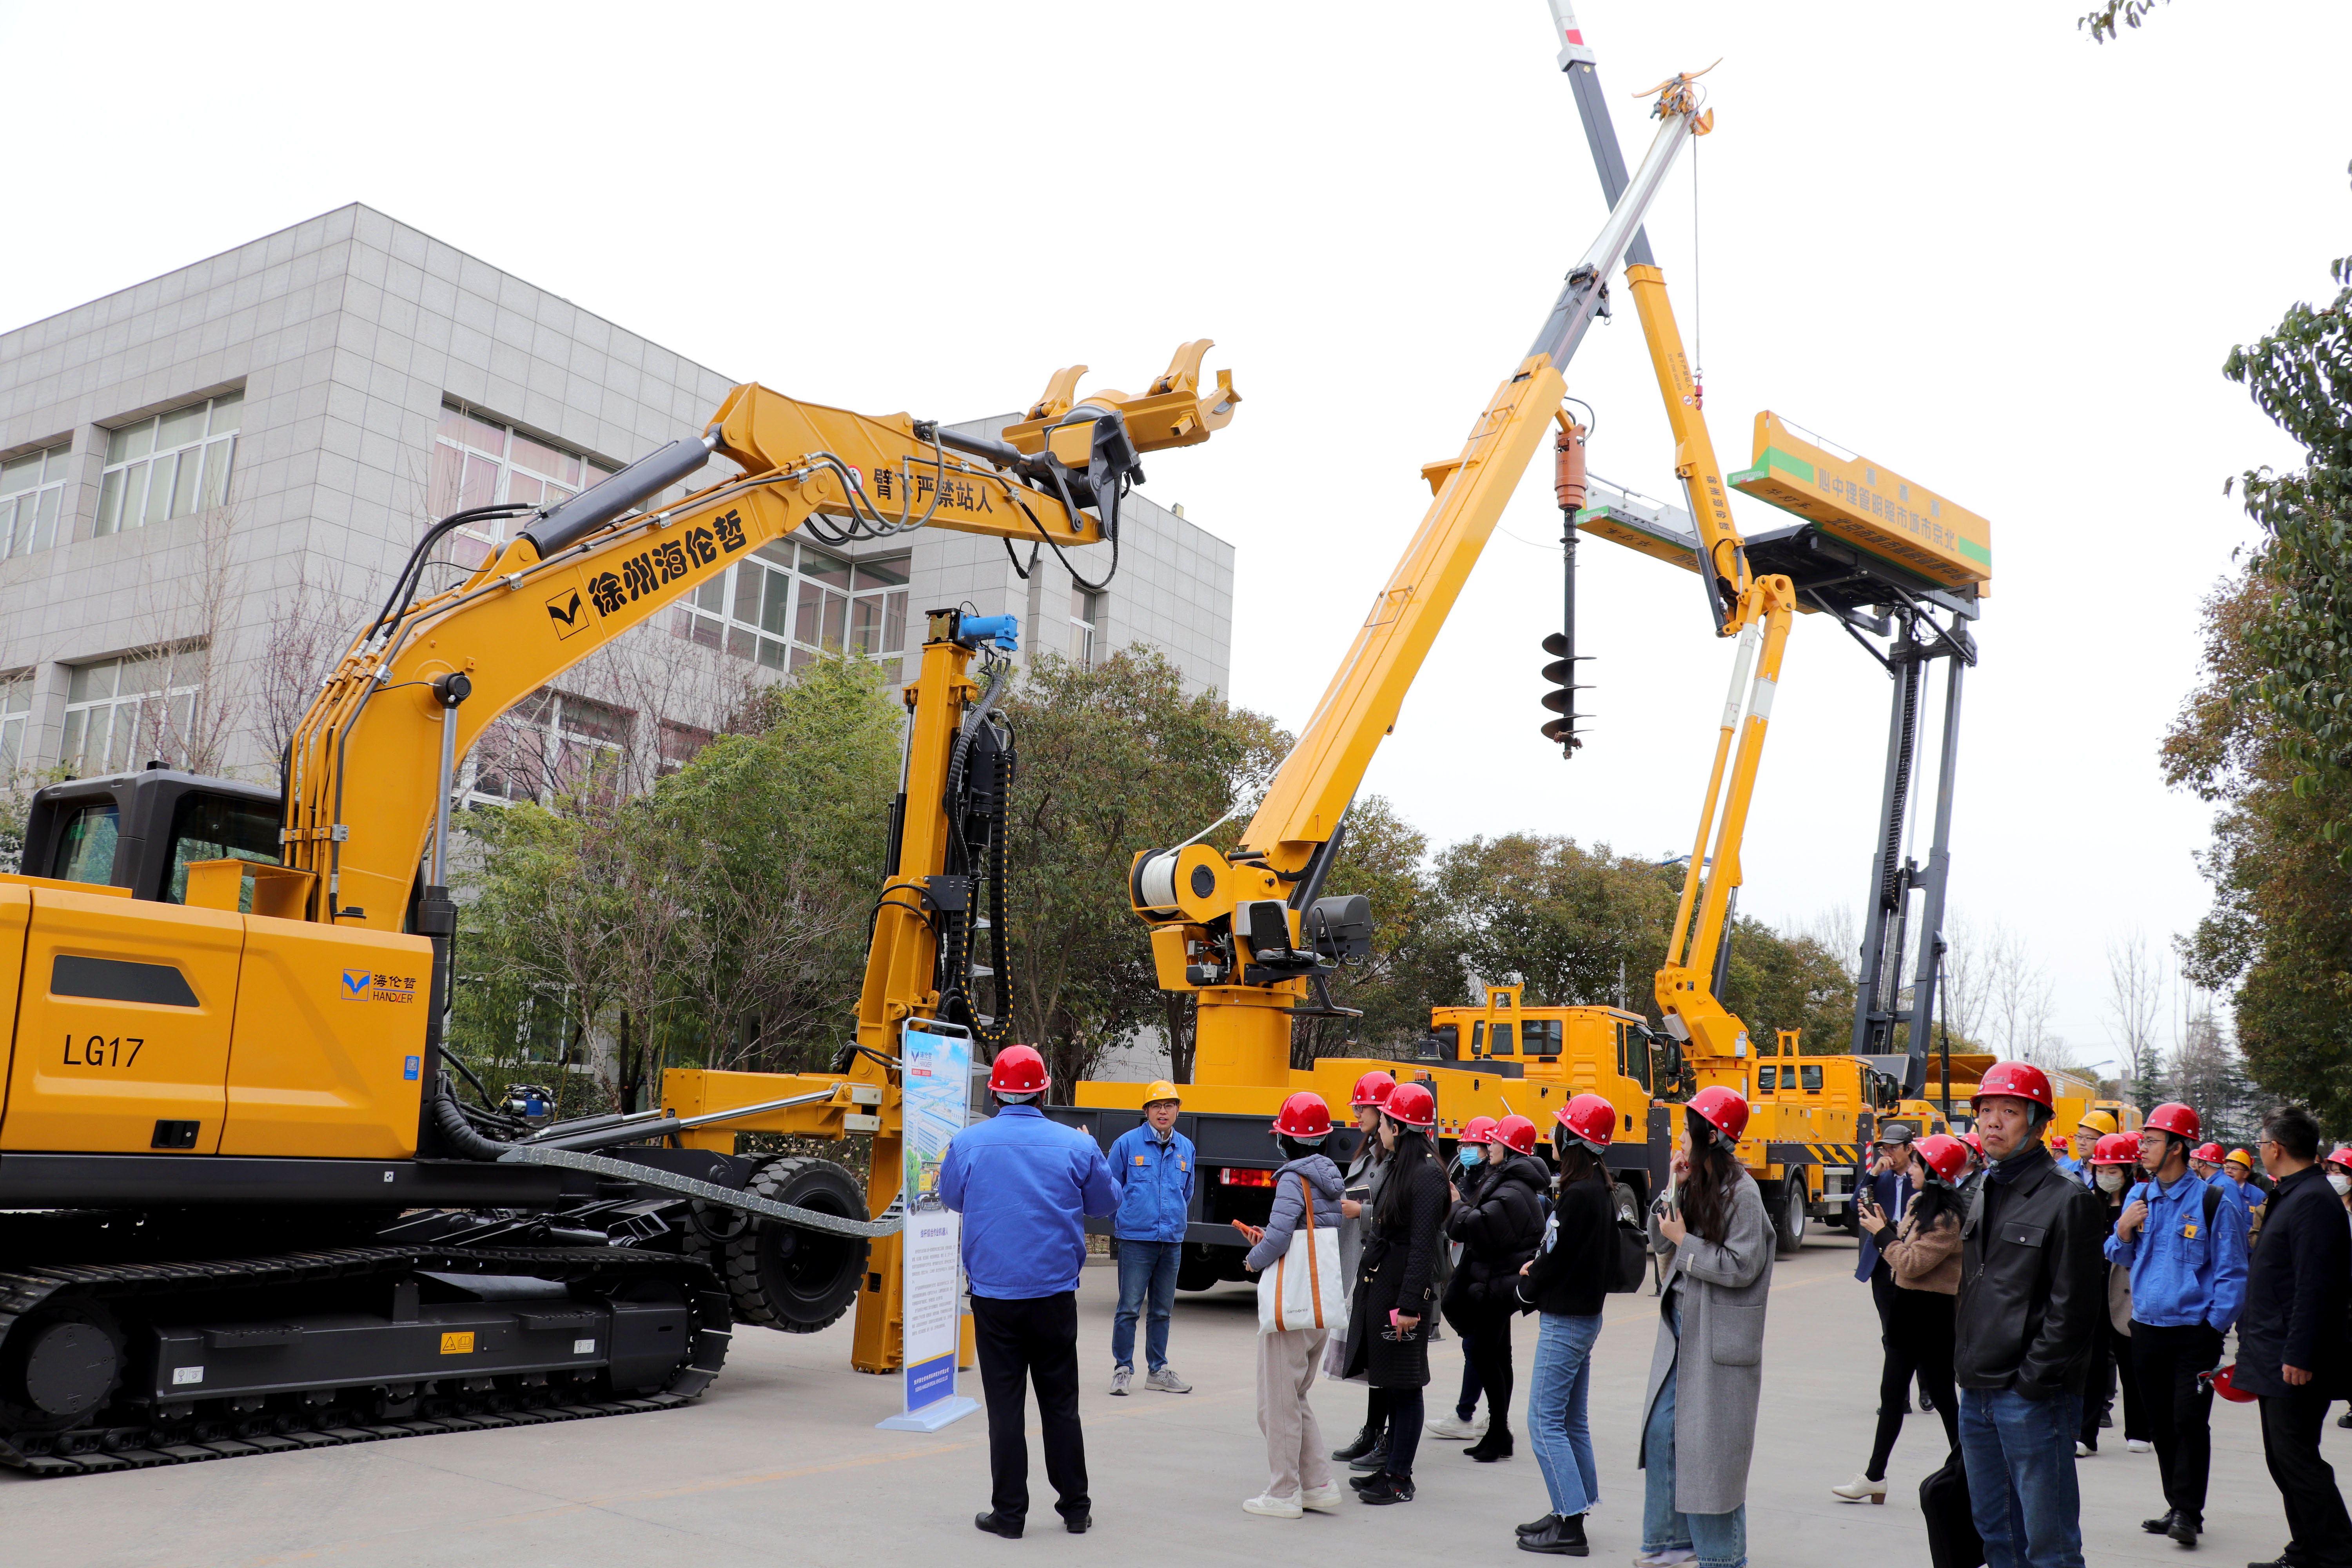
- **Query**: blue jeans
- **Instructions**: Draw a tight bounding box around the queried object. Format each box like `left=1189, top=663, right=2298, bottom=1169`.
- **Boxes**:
left=1642, top=1359, right=1747, bottom=1568
left=1529, top=1312, right=1603, bottom=1518
left=1959, top=1385, right=2085, bottom=1568
left=1111, top=1239, right=1180, bottom=1372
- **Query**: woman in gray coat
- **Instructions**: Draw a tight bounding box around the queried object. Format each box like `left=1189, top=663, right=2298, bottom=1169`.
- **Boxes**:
left=1641, top=1087, right=1772, bottom=1568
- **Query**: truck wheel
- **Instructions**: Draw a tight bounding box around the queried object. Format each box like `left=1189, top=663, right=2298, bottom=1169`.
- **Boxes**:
left=1176, top=1244, right=1227, bottom=1292
left=1612, top=1181, right=1641, bottom=1229
left=705, top=1156, right=869, bottom=1333
left=1771, top=1175, right=1809, bottom=1257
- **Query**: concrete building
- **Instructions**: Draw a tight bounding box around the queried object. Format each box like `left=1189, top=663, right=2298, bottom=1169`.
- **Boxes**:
left=0, top=203, right=1234, bottom=803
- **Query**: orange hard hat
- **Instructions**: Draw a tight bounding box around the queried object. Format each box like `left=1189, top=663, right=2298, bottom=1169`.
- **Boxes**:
left=2225, top=1149, right=2256, bottom=1171
left=1688, top=1085, right=1750, bottom=1144
left=2146, top=1102, right=2201, bottom=1141
left=1460, top=1114, right=1499, bottom=1145
left=1496, top=1114, right=1540, bottom=1157
left=1973, top=1060, right=2053, bottom=1112
left=1272, top=1091, right=1332, bottom=1140
left=1350, top=1071, right=1397, bottom=1109
left=987, top=1044, right=1048, bottom=1095
left=1915, top=1133, right=1970, bottom=1185
left=1555, top=1093, right=1617, bottom=1151
left=1385, top=1081, right=1437, bottom=1130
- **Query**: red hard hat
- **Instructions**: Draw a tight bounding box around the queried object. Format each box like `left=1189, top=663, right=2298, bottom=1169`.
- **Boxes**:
left=1973, top=1060, right=2052, bottom=1112
left=987, top=1043, right=1048, bottom=1095
left=1460, top=1114, right=1499, bottom=1145
left=2205, top=1364, right=2258, bottom=1405
left=1350, top=1070, right=1397, bottom=1109
left=1687, top=1085, right=1750, bottom=1143
left=1273, top=1091, right=1332, bottom=1140
left=2146, top=1102, right=2201, bottom=1140
left=1960, top=1130, right=1985, bottom=1157
left=2192, top=1142, right=2225, bottom=1163
left=1915, top=1133, right=1970, bottom=1185
left=2324, top=1146, right=2352, bottom=1174
left=1555, top=1092, right=1617, bottom=1151
left=2093, top=1132, right=2140, bottom=1165
left=1385, top=1081, right=1437, bottom=1130
left=1496, top=1114, right=1540, bottom=1157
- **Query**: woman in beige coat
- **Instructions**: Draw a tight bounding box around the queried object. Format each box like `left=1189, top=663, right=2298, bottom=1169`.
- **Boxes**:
left=1831, top=1131, right=1968, bottom=1503
left=1641, top=1087, right=1771, bottom=1568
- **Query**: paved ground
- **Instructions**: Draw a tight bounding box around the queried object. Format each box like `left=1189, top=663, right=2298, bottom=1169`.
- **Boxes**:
left=6, top=1230, right=2341, bottom=1567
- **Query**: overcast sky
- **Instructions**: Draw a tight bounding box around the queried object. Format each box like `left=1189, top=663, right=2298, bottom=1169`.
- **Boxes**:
left=4, top=1, right=2345, bottom=1073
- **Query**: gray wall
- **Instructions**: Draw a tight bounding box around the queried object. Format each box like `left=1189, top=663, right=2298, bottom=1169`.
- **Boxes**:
left=0, top=203, right=1233, bottom=786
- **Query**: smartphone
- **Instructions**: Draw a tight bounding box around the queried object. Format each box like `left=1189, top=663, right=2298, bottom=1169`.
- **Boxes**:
left=1345, top=1185, right=1372, bottom=1203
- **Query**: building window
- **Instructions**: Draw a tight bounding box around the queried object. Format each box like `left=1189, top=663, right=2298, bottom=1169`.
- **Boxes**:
left=431, top=403, right=615, bottom=570
left=1071, top=588, right=1101, bottom=669
left=466, top=688, right=632, bottom=806
left=61, top=654, right=202, bottom=776
left=0, top=671, right=31, bottom=776
left=672, top=541, right=910, bottom=681
left=96, top=392, right=241, bottom=537
left=1, top=444, right=72, bottom=557
left=658, top=718, right=713, bottom=775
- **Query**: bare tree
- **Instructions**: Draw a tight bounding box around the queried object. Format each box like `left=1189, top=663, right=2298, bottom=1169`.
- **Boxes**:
left=1800, top=904, right=1860, bottom=984
left=134, top=500, right=247, bottom=775
left=1985, top=920, right=2062, bottom=1064
left=2105, top=931, right=2164, bottom=1109
left=254, top=556, right=372, bottom=768
left=1941, top=908, right=1992, bottom=1045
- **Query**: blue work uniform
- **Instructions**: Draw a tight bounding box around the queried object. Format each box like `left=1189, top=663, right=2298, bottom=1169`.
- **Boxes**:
left=1106, top=1123, right=1196, bottom=1242
left=939, top=1102, right=1119, bottom=1299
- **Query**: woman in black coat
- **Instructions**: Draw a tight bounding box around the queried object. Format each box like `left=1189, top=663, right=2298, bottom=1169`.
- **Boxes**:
left=1443, top=1116, right=1548, bottom=1463
left=1341, top=1083, right=1450, bottom=1505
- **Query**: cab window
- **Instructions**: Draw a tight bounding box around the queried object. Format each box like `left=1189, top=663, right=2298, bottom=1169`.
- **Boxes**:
left=49, top=802, right=121, bottom=885
left=1523, top=1020, right=1561, bottom=1058
left=1800, top=1065, right=1824, bottom=1093
left=1470, top=1022, right=1515, bottom=1056
left=1617, top=1023, right=1653, bottom=1093
left=165, top=793, right=283, bottom=906
left=1757, top=1065, right=1777, bottom=1093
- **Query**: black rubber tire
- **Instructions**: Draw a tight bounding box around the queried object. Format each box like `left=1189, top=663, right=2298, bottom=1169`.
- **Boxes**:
left=706, top=1156, right=870, bottom=1333
left=1771, top=1175, right=1809, bottom=1257
left=1175, top=1244, right=1228, bottom=1292
left=1611, top=1181, right=1641, bottom=1229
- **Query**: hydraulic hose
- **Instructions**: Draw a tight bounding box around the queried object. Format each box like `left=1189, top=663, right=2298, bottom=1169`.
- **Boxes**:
left=432, top=1075, right=513, bottom=1162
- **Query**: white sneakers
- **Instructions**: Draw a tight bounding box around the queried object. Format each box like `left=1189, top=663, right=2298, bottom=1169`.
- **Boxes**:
left=2127, top=1438, right=2153, bottom=1453
left=1244, top=1483, right=1342, bottom=1518
left=2076, top=1441, right=2093, bottom=1458
left=1145, top=1367, right=1193, bottom=1393
left=1829, top=1473, right=1888, bottom=1504
left=1109, top=1367, right=1132, bottom=1396
left=1426, top=1411, right=1486, bottom=1441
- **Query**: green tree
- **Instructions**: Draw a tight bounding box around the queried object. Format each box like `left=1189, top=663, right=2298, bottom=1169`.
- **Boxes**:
left=1290, top=793, right=1434, bottom=1065
left=1716, top=917, right=1857, bottom=1054
left=995, top=648, right=1286, bottom=1091
left=1420, top=834, right=1685, bottom=1016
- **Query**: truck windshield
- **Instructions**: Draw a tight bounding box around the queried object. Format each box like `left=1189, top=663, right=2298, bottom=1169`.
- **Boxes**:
left=49, top=802, right=120, bottom=884
left=165, top=793, right=283, bottom=906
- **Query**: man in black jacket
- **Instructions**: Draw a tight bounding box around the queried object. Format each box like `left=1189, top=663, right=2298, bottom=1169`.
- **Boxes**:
left=1952, top=1061, right=2106, bottom=1568
left=2239, top=1102, right=2352, bottom=1568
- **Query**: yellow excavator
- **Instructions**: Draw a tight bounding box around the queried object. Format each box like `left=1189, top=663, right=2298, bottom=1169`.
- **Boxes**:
left=0, top=346, right=1238, bottom=1474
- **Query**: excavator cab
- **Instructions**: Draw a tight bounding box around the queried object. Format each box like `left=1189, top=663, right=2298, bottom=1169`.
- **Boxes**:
left=20, top=768, right=281, bottom=905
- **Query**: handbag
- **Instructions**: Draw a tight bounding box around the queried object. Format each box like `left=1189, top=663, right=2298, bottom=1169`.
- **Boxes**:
left=1259, top=1174, right=1350, bottom=1335
left=1609, top=1219, right=1648, bottom=1293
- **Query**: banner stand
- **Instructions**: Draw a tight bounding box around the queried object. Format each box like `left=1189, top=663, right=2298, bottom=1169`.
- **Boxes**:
left=877, top=1020, right=978, bottom=1433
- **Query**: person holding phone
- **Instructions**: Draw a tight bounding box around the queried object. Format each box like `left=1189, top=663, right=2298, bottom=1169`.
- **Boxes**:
left=1338, top=1080, right=1448, bottom=1505
left=1235, top=1092, right=1348, bottom=1519
left=1831, top=1132, right=1968, bottom=1503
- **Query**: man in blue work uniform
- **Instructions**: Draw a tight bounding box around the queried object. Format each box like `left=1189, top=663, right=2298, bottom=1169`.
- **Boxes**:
left=940, top=1043, right=1120, bottom=1540
left=2106, top=1101, right=2248, bottom=1550
left=1105, top=1080, right=1196, bottom=1396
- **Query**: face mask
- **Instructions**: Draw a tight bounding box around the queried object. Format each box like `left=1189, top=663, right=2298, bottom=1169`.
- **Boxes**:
left=1460, top=1146, right=1483, bottom=1167
left=2329, top=1173, right=2350, bottom=1198
left=2097, top=1168, right=2125, bottom=1193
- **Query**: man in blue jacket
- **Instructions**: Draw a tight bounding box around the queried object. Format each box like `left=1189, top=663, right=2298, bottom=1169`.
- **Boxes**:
left=2105, top=1102, right=2248, bottom=1550
left=1106, top=1080, right=1196, bottom=1395
left=940, top=1044, right=1120, bottom=1540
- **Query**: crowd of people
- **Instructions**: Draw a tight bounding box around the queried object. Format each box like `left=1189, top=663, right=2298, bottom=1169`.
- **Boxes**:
left=936, top=1045, right=2352, bottom=1568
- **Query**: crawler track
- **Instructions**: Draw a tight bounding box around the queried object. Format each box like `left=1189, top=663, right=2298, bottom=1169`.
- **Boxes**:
left=0, top=1243, right=730, bottom=1478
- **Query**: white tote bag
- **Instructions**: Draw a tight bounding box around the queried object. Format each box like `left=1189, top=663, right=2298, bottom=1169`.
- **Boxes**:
left=1259, top=1174, right=1350, bottom=1335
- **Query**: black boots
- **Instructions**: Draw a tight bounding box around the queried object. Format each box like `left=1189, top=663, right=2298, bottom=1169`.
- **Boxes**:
left=1332, top=1424, right=1382, bottom=1463
left=1518, top=1513, right=1590, bottom=1556
left=1466, top=1426, right=1515, bottom=1463
left=1517, top=1514, right=1557, bottom=1537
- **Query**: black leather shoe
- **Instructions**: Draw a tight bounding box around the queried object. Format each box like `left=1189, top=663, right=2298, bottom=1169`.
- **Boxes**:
left=1918, top=1390, right=1936, bottom=1414
left=1356, top=1474, right=1416, bottom=1505
left=1518, top=1512, right=1590, bottom=1556
left=1516, top=1514, right=1558, bottom=1537
left=1466, top=1431, right=1514, bottom=1463
left=2248, top=1556, right=2292, bottom=1567
left=2168, top=1516, right=2200, bottom=1546
left=1063, top=1511, right=1091, bottom=1535
left=1350, top=1470, right=1385, bottom=1493
left=974, top=1512, right=1022, bottom=1539
left=1348, top=1443, right=1389, bottom=1473
left=2145, top=1512, right=2181, bottom=1535
left=2101, top=1410, right=2115, bottom=1428
left=1331, top=1425, right=1381, bottom=1462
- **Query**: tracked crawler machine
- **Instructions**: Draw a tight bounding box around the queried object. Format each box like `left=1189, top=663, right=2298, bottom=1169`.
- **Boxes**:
left=0, top=346, right=1238, bottom=1474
